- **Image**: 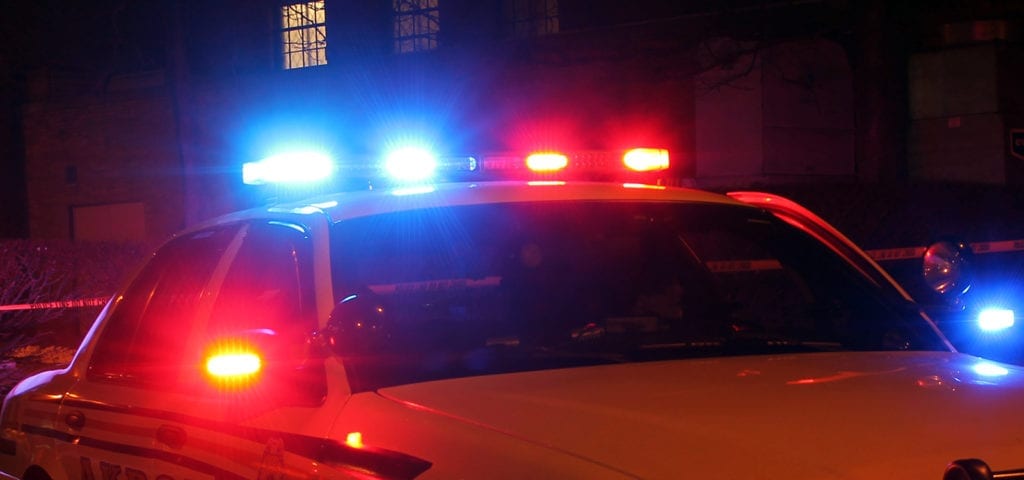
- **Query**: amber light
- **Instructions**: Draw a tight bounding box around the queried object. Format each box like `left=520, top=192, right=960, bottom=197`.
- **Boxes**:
left=525, top=152, right=569, bottom=172
left=622, top=148, right=670, bottom=172
left=206, top=351, right=262, bottom=379
left=345, top=432, right=364, bottom=448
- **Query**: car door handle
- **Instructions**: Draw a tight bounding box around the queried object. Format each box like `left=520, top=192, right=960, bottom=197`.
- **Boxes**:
left=64, top=411, right=85, bottom=430
left=156, top=425, right=187, bottom=449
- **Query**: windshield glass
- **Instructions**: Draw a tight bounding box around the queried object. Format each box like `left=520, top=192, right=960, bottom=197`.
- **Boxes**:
left=329, top=201, right=946, bottom=391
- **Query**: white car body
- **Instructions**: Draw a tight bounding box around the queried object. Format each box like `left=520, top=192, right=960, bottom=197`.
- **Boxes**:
left=0, top=181, right=1019, bottom=480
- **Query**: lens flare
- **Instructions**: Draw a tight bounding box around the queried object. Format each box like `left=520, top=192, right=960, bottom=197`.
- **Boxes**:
left=385, top=147, right=438, bottom=182
left=242, top=151, right=334, bottom=185
left=206, top=352, right=262, bottom=378
left=978, top=308, right=1015, bottom=332
left=525, top=152, right=569, bottom=172
left=622, top=148, right=670, bottom=171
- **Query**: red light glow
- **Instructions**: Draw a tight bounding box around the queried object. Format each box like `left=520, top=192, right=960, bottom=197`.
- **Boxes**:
left=345, top=432, right=364, bottom=448
left=622, top=148, right=669, bottom=171
left=206, top=351, right=262, bottom=379
left=527, top=180, right=566, bottom=186
left=525, top=152, right=569, bottom=172
left=622, top=183, right=666, bottom=190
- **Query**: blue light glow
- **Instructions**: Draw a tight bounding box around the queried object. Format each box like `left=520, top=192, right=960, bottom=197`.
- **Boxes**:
left=243, top=151, right=335, bottom=185
left=384, top=147, right=438, bottom=182
left=267, top=221, right=307, bottom=234
left=972, top=361, right=1009, bottom=377
left=978, top=308, right=1015, bottom=332
left=309, top=200, right=339, bottom=209
left=391, top=185, right=436, bottom=196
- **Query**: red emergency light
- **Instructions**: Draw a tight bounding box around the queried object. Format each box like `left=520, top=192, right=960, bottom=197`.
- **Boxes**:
left=483, top=148, right=670, bottom=178
left=202, top=338, right=265, bottom=391
left=207, top=352, right=262, bottom=378
left=525, top=152, right=570, bottom=172
left=623, top=148, right=670, bottom=172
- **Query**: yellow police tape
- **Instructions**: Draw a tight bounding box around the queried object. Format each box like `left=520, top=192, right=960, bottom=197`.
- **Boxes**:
left=0, top=297, right=108, bottom=312
left=705, top=239, right=1024, bottom=273
left=3, top=238, right=1024, bottom=310
left=865, top=239, right=1024, bottom=261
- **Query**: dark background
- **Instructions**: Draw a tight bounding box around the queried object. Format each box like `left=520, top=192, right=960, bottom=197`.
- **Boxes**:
left=2, top=1, right=1024, bottom=367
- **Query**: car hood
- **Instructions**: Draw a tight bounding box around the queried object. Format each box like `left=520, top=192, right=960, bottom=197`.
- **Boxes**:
left=377, top=351, right=1024, bottom=479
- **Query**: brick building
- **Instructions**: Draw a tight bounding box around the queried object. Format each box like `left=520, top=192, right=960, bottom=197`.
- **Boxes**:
left=8, top=1, right=1024, bottom=245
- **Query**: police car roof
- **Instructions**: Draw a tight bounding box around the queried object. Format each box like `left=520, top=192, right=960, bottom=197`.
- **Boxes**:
left=191, top=181, right=753, bottom=234
left=255, top=181, right=749, bottom=224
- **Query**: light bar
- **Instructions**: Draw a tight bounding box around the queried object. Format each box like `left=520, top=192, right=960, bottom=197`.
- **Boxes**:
left=243, top=151, right=335, bottom=185
left=384, top=147, right=438, bottom=182
left=525, top=152, right=569, bottom=172
left=623, top=148, right=670, bottom=172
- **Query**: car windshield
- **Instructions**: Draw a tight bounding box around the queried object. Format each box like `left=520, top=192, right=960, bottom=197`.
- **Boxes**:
left=329, top=200, right=946, bottom=391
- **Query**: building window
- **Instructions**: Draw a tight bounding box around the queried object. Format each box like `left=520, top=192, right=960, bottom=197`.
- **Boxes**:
left=505, top=0, right=559, bottom=38
left=393, top=0, right=439, bottom=53
left=282, top=1, right=327, bottom=69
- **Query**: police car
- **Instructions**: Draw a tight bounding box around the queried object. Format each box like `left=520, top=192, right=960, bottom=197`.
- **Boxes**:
left=2, top=147, right=1023, bottom=480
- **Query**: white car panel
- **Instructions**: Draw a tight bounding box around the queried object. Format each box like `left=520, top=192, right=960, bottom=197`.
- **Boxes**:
left=1, top=181, right=1019, bottom=480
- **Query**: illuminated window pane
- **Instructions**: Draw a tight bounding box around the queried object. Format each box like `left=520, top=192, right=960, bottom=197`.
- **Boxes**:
left=505, top=0, right=558, bottom=38
left=281, top=1, right=327, bottom=69
left=393, top=0, right=439, bottom=54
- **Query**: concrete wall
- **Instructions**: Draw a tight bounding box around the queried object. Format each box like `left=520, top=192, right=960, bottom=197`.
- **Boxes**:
left=908, top=43, right=1015, bottom=185
left=695, top=39, right=855, bottom=185
left=908, top=113, right=1006, bottom=184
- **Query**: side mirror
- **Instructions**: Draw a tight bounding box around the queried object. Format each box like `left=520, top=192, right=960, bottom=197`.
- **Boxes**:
left=922, top=239, right=973, bottom=300
left=322, top=290, right=400, bottom=392
left=323, top=290, right=392, bottom=355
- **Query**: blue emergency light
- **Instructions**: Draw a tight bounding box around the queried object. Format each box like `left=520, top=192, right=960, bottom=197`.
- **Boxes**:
left=384, top=147, right=439, bottom=182
left=977, top=307, right=1015, bottom=332
left=242, top=151, right=335, bottom=185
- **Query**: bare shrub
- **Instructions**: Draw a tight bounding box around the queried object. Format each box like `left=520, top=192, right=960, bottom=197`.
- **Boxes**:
left=0, top=240, right=146, bottom=393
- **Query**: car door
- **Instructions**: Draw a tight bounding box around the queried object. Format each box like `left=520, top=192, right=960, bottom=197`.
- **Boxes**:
left=56, top=225, right=241, bottom=480
left=154, top=219, right=372, bottom=479
left=59, top=217, right=410, bottom=480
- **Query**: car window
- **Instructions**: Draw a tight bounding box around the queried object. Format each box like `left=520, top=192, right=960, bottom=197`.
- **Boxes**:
left=194, top=220, right=325, bottom=403
left=329, top=201, right=947, bottom=391
left=206, top=221, right=315, bottom=339
left=88, top=226, right=239, bottom=388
